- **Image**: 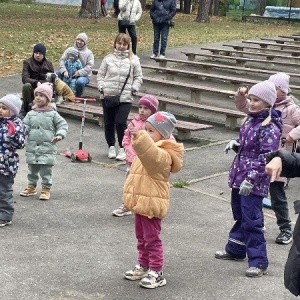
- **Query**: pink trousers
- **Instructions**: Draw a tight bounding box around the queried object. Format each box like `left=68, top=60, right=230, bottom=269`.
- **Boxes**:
left=135, top=214, right=163, bottom=271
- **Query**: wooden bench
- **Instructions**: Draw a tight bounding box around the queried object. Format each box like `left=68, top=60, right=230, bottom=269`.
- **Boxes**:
left=90, top=70, right=244, bottom=129
left=223, top=43, right=300, bottom=56
left=141, top=64, right=258, bottom=90
left=86, top=79, right=235, bottom=103
left=183, top=52, right=300, bottom=71
left=242, top=39, right=300, bottom=51
left=56, top=99, right=213, bottom=141
left=149, top=57, right=300, bottom=80
left=278, top=35, right=300, bottom=41
left=260, top=37, right=300, bottom=44
left=182, top=48, right=299, bottom=62
left=135, top=92, right=246, bottom=130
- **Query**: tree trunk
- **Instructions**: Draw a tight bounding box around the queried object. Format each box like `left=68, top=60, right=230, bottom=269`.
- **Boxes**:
left=79, top=0, right=102, bottom=18
left=195, top=0, right=212, bottom=22
left=213, top=0, right=219, bottom=16
left=183, top=0, right=192, bottom=13
left=140, top=0, right=147, bottom=9
left=256, top=0, right=266, bottom=16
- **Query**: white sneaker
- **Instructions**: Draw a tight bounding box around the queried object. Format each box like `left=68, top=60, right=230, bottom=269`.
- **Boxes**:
left=139, top=270, right=167, bottom=288
left=158, top=55, right=165, bottom=59
left=112, top=203, right=132, bottom=217
left=150, top=54, right=157, bottom=59
left=108, top=146, right=116, bottom=159
left=116, top=148, right=126, bottom=161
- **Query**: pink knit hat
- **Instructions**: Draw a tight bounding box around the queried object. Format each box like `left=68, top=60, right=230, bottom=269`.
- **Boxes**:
left=248, top=81, right=277, bottom=107
left=34, top=82, right=53, bottom=102
left=268, top=72, right=290, bottom=95
left=138, top=94, right=159, bottom=114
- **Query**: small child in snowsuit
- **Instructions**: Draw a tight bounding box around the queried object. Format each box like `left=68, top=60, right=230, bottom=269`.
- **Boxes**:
left=123, top=111, right=184, bottom=289
left=112, top=94, right=159, bottom=217
left=235, top=73, right=300, bottom=245
left=20, top=83, right=68, bottom=201
left=62, top=48, right=83, bottom=95
left=215, top=81, right=282, bottom=278
left=0, top=95, right=26, bottom=227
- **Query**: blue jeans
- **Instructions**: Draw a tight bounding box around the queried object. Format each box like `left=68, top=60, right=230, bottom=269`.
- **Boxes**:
left=57, top=72, right=89, bottom=97
left=269, top=181, right=292, bottom=231
left=118, top=22, right=137, bottom=54
left=152, top=22, right=169, bottom=56
left=0, top=174, right=14, bottom=221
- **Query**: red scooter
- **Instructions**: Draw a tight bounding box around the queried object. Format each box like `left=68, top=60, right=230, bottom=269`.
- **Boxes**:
left=64, top=97, right=96, bottom=162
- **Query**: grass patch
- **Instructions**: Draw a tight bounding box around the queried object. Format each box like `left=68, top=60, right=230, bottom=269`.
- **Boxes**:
left=1, top=2, right=300, bottom=76
left=172, top=180, right=190, bottom=188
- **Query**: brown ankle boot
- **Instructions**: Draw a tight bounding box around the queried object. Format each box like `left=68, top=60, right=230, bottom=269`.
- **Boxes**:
left=20, top=185, right=37, bottom=197
left=39, top=187, right=51, bottom=201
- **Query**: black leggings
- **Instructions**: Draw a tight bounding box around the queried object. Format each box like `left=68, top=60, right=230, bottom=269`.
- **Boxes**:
left=101, top=100, right=132, bottom=148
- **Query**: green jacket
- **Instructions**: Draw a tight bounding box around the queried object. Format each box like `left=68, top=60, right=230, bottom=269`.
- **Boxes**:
left=24, top=110, right=68, bottom=165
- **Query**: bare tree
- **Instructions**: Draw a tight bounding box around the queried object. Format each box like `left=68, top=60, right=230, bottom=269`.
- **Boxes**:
left=79, top=0, right=102, bottom=18
left=195, top=0, right=212, bottom=22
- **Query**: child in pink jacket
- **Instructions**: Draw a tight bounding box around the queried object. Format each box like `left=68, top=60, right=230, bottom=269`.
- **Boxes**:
left=235, top=73, right=300, bottom=245
left=112, top=94, right=159, bottom=217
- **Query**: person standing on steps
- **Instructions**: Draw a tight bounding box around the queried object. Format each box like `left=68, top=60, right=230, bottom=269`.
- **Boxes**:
left=118, top=0, right=142, bottom=55
left=97, top=33, right=142, bottom=161
left=150, top=0, right=176, bottom=59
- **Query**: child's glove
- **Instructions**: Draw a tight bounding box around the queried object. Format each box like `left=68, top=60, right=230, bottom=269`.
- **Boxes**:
left=7, top=121, right=15, bottom=136
left=239, top=180, right=254, bottom=196
left=224, top=140, right=240, bottom=154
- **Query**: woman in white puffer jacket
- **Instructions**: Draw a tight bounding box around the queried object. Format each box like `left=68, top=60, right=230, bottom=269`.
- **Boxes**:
left=97, top=33, right=143, bottom=161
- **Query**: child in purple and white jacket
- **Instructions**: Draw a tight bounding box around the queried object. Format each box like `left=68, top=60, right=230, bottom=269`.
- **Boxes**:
left=234, top=73, right=300, bottom=245
left=215, top=81, right=282, bottom=278
left=112, top=94, right=159, bottom=217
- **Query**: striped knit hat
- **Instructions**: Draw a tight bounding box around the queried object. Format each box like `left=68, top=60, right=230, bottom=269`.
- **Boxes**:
left=138, top=94, right=159, bottom=114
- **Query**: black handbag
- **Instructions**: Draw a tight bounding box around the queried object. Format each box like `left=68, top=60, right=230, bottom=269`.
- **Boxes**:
left=104, top=65, right=131, bottom=108
left=104, top=95, right=120, bottom=108
left=120, top=19, right=131, bottom=26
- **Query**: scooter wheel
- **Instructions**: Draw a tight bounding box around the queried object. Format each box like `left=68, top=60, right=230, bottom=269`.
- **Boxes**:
left=88, top=153, right=92, bottom=162
left=70, top=153, right=76, bottom=162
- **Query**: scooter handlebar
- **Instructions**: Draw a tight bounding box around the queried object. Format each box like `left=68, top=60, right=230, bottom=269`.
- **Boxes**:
left=74, top=97, right=97, bottom=102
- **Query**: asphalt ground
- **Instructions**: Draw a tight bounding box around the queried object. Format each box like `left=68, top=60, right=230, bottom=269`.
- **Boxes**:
left=0, top=44, right=299, bottom=300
